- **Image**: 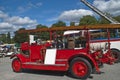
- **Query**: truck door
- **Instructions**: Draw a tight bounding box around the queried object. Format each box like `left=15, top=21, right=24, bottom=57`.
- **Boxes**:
left=30, top=45, right=42, bottom=62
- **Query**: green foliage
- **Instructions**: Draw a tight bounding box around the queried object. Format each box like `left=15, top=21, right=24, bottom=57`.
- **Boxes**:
left=14, top=28, right=29, bottom=43
left=0, top=34, right=7, bottom=43
left=51, top=21, right=66, bottom=36
left=19, top=28, right=26, bottom=31
left=70, top=22, right=75, bottom=26
left=14, top=33, right=29, bottom=43
left=36, top=24, right=48, bottom=29
left=98, top=15, right=120, bottom=24
left=51, top=21, right=66, bottom=27
left=35, top=32, right=50, bottom=41
left=0, top=32, right=11, bottom=44
left=79, top=15, right=98, bottom=25
left=98, top=17, right=110, bottom=24
left=114, top=15, right=120, bottom=22
left=36, top=24, right=49, bottom=40
left=6, top=32, right=11, bottom=44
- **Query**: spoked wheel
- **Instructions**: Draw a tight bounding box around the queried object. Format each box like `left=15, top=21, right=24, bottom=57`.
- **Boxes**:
left=111, top=49, right=120, bottom=63
left=12, top=58, right=22, bottom=72
left=69, top=57, right=92, bottom=79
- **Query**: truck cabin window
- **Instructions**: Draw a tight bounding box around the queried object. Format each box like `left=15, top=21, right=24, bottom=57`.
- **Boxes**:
left=21, top=50, right=30, bottom=56
left=63, top=30, right=87, bottom=49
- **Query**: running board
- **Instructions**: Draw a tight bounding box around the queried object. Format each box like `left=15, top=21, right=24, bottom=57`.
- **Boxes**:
left=23, top=62, right=66, bottom=66
left=22, top=62, right=68, bottom=71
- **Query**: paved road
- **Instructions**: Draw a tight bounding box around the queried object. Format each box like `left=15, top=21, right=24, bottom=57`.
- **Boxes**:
left=0, top=57, right=120, bottom=80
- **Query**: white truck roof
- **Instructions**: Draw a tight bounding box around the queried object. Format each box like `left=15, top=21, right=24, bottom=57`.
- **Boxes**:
left=63, top=30, right=100, bottom=35
left=63, top=30, right=81, bottom=35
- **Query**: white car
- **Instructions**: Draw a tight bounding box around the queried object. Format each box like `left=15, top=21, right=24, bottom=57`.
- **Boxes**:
left=0, top=53, right=6, bottom=58
left=5, top=52, right=14, bottom=57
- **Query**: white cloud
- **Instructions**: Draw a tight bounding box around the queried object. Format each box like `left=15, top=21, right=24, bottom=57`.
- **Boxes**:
left=5, top=16, right=37, bottom=25
left=93, top=0, right=120, bottom=16
left=0, top=22, right=16, bottom=33
left=0, top=11, right=8, bottom=19
left=57, top=0, right=120, bottom=23
left=58, top=9, right=94, bottom=22
left=0, top=10, right=38, bottom=34
left=0, top=22, right=13, bottom=29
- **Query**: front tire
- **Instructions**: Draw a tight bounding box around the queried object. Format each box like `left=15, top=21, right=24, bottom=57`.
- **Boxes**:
left=69, top=57, right=92, bottom=79
left=111, top=49, right=120, bottom=63
left=12, top=58, right=22, bottom=72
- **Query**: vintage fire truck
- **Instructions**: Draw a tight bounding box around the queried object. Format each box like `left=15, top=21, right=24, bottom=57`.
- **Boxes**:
left=10, top=0, right=120, bottom=79
left=10, top=24, right=120, bottom=79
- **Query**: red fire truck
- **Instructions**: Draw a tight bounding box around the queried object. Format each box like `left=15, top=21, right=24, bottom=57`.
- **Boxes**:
left=10, top=25, right=120, bottom=79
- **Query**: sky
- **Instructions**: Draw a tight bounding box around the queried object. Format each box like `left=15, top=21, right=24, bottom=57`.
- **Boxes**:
left=0, top=0, right=120, bottom=34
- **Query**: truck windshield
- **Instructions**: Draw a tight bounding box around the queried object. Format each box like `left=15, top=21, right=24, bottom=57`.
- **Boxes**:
left=21, top=50, right=30, bottom=56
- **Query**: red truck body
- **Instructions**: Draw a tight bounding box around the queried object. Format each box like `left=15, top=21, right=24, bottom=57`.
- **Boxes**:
left=11, top=29, right=115, bottom=79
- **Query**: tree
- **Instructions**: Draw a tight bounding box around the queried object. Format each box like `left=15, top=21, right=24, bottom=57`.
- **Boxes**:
left=98, top=15, right=120, bottom=24
left=14, top=28, right=29, bottom=43
left=0, top=32, right=11, bottom=44
left=19, top=28, right=26, bottom=31
left=51, top=21, right=66, bottom=37
left=70, top=22, right=75, bottom=26
left=36, top=24, right=49, bottom=40
left=6, top=32, right=11, bottom=44
left=51, top=21, right=66, bottom=27
left=98, top=17, right=110, bottom=24
left=36, top=24, right=48, bottom=29
left=0, top=34, right=7, bottom=43
left=114, top=15, right=120, bottom=22
left=79, top=15, right=98, bottom=25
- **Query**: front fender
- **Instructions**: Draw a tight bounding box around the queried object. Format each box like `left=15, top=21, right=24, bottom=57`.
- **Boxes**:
left=10, top=54, right=23, bottom=60
left=10, top=53, right=29, bottom=63
left=10, top=54, right=19, bottom=59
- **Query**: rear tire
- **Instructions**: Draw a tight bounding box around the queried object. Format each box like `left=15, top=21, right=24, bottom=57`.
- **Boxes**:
left=12, top=58, right=22, bottom=72
left=69, top=57, right=92, bottom=79
left=111, top=49, right=120, bottom=63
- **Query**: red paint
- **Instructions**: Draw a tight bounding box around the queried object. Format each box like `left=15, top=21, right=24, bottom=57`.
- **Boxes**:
left=12, top=59, right=21, bottom=72
left=72, top=62, right=88, bottom=77
left=11, top=29, right=116, bottom=79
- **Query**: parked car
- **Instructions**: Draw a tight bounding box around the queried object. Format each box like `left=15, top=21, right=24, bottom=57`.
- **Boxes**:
left=5, top=52, right=14, bottom=57
left=0, top=44, right=15, bottom=57
left=0, top=53, right=6, bottom=58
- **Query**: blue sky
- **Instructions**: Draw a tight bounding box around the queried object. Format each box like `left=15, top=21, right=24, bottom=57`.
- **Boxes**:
left=0, top=0, right=120, bottom=34
left=0, top=0, right=89, bottom=26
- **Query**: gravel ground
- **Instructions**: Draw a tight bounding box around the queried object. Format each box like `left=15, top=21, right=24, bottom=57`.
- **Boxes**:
left=0, top=57, right=120, bottom=80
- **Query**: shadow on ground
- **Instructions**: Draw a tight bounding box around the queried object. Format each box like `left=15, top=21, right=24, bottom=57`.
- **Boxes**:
left=22, top=69, right=105, bottom=80
left=22, top=69, right=66, bottom=77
